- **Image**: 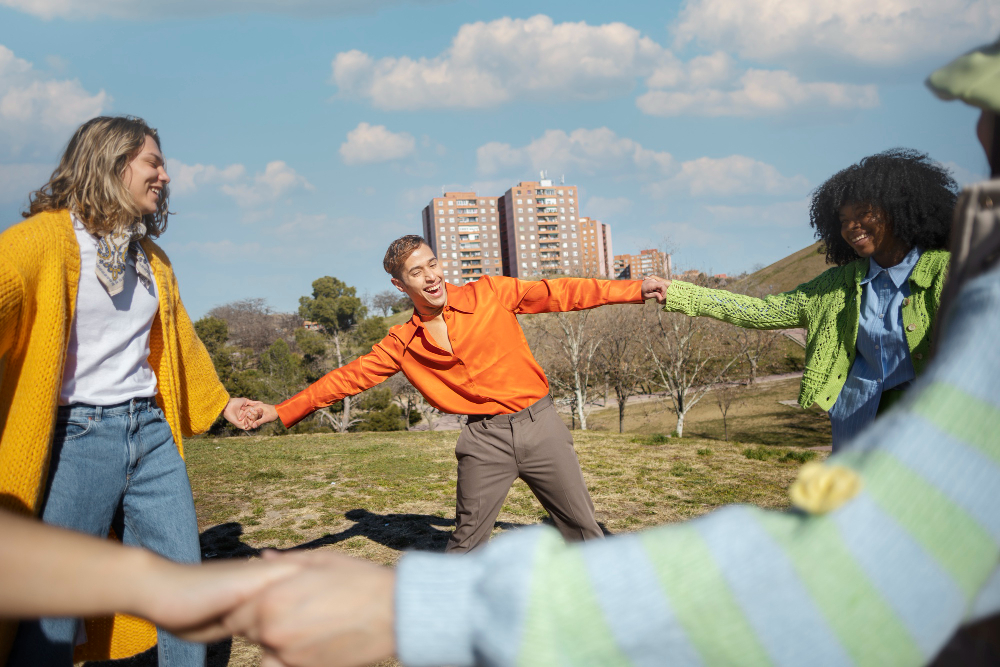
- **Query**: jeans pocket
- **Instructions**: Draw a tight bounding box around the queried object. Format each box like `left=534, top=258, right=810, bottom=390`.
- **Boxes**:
left=54, top=418, right=93, bottom=442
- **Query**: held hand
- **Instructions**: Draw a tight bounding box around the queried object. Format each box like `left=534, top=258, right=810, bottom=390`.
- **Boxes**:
left=223, top=397, right=258, bottom=430
left=133, top=554, right=303, bottom=643
left=224, top=549, right=396, bottom=667
left=243, top=402, right=279, bottom=430
left=641, top=275, right=671, bottom=304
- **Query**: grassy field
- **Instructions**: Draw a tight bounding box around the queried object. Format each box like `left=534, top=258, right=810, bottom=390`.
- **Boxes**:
left=88, top=377, right=830, bottom=667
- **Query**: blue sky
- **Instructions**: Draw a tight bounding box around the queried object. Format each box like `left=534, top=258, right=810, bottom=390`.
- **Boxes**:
left=1, top=0, right=996, bottom=317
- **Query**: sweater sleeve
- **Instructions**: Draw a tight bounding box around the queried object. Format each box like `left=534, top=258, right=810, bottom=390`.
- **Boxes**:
left=0, top=253, right=24, bottom=360
left=662, top=279, right=816, bottom=330
left=395, top=265, right=1000, bottom=667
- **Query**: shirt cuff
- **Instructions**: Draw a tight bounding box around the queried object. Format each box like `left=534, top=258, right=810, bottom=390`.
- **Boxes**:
left=395, top=551, right=483, bottom=667
left=275, top=392, right=315, bottom=428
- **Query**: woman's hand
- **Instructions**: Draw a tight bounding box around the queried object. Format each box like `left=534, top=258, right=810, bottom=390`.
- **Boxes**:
left=641, top=275, right=671, bottom=304
left=223, top=397, right=259, bottom=430
left=239, top=401, right=279, bottom=430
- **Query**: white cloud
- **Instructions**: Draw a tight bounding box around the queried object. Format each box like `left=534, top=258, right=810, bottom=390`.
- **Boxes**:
left=637, top=69, right=878, bottom=117
left=220, top=160, right=314, bottom=208
left=645, top=155, right=809, bottom=198
left=332, top=15, right=665, bottom=110
left=165, top=159, right=245, bottom=195
left=0, top=45, right=108, bottom=157
left=1, top=0, right=447, bottom=19
left=477, top=127, right=674, bottom=177
left=339, top=122, right=416, bottom=165
left=330, top=15, right=883, bottom=118
left=672, top=0, right=1000, bottom=67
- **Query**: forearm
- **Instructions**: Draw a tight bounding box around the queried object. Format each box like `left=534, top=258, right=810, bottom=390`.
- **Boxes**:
left=662, top=280, right=807, bottom=329
left=276, top=353, right=397, bottom=427
left=517, top=277, right=644, bottom=314
left=0, top=511, right=160, bottom=618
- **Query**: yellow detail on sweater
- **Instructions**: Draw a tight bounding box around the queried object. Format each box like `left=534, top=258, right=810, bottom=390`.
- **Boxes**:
left=0, top=210, right=230, bottom=663
left=789, top=462, right=863, bottom=515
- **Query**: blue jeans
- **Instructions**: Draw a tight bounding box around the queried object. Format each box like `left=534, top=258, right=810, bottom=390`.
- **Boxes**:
left=7, top=398, right=206, bottom=667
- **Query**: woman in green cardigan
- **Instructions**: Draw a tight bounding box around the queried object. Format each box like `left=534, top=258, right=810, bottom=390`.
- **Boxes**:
left=661, top=149, right=956, bottom=451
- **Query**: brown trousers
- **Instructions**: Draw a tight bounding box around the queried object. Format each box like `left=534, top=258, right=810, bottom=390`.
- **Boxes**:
left=447, top=395, right=604, bottom=553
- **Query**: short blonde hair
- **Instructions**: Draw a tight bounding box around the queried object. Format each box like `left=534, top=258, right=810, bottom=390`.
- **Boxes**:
left=383, top=235, right=428, bottom=279
left=23, top=116, right=169, bottom=239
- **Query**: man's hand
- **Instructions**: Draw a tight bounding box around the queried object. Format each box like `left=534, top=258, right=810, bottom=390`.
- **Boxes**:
left=222, top=397, right=260, bottom=430
left=641, top=275, right=671, bottom=304
left=224, top=549, right=396, bottom=667
left=240, top=401, right=279, bottom=430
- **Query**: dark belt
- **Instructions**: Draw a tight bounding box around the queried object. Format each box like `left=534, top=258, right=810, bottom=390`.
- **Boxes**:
left=467, top=395, right=553, bottom=425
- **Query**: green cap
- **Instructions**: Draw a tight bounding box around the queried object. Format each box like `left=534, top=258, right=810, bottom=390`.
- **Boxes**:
left=927, top=36, right=1000, bottom=113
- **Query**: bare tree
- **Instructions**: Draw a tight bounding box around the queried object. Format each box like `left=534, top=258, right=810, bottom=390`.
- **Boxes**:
left=385, top=373, right=439, bottom=431
left=372, top=290, right=400, bottom=317
left=594, top=306, right=646, bottom=433
left=714, top=382, right=747, bottom=441
left=208, top=298, right=300, bottom=355
left=528, top=310, right=602, bottom=430
left=641, top=306, right=746, bottom=437
left=731, top=284, right=782, bottom=384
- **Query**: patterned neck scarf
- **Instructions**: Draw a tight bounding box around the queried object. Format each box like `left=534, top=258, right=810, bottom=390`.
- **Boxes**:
left=94, top=222, right=153, bottom=297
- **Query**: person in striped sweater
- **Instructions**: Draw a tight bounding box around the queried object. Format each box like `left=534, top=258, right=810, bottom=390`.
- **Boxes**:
left=218, top=38, right=1000, bottom=667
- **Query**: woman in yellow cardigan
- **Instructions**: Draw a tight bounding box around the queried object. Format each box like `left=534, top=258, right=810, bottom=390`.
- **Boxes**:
left=0, top=116, right=252, bottom=666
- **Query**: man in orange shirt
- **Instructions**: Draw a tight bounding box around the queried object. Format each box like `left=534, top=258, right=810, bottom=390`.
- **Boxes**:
left=248, top=236, right=669, bottom=552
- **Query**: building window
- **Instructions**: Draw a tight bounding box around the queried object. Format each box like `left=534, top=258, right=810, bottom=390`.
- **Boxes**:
left=517, top=199, right=523, bottom=205
left=570, top=216, right=576, bottom=221
left=450, top=218, right=455, bottom=223
left=439, top=226, right=445, bottom=232
left=522, top=262, right=527, bottom=268
left=529, top=217, right=534, bottom=222
left=532, top=261, right=538, bottom=267
left=519, top=217, right=524, bottom=222
left=449, top=209, right=454, bottom=214
left=521, top=253, right=526, bottom=258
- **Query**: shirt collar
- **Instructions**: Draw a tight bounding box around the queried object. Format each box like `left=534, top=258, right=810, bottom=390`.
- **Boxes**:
left=861, top=246, right=921, bottom=288
left=443, top=280, right=476, bottom=314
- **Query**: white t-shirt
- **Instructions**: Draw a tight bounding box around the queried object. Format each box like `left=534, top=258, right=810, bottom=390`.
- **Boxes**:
left=59, top=215, right=160, bottom=405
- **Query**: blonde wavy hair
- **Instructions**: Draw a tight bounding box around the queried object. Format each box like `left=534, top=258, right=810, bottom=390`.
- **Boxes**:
left=23, top=116, right=169, bottom=239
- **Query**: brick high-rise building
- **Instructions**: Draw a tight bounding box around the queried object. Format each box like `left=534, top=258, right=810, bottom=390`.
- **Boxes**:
left=579, top=216, right=613, bottom=278
left=613, top=248, right=671, bottom=280
left=497, top=179, right=582, bottom=279
left=422, top=192, right=502, bottom=285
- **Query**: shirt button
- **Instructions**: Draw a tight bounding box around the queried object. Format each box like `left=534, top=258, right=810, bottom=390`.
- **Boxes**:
left=875, top=345, right=880, bottom=350
left=879, top=313, right=884, bottom=318
left=906, top=324, right=916, bottom=332
left=915, top=353, right=923, bottom=360
left=877, top=378, right=882, bottom=383
left=902, top=298, right=910, bottom=306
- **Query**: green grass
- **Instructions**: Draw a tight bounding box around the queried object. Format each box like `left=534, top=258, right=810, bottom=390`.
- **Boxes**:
left=170, top=374, right=831, bottom=666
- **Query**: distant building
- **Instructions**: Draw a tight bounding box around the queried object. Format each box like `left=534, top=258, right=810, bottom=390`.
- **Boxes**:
left=302, top=320, right=322, bottom=332
left=613, top=249, right=672, bottom=280
left=422, top=192, right=502, bottom=285
left=579, top=216, right=613, bottom=279
left=497, top=179, right=581, bottom=279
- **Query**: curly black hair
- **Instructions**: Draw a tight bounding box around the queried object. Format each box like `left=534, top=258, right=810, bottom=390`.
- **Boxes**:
left=810, top=149, right=958, bottom=266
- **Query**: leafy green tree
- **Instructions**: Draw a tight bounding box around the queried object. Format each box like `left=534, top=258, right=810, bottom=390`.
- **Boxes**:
left=351, top=388, right=406, bottom=432
left=194, top=316, right=229, bottom=356
left=298, top=277, right=367, bottom=432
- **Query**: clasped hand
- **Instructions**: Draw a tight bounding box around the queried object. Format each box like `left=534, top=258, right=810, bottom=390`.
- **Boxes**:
left=221, top=398, right=278, bottom=430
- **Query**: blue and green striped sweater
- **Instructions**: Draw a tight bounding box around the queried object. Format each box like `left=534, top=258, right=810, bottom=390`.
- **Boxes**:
left=395, top=261, right=1000, bottom=666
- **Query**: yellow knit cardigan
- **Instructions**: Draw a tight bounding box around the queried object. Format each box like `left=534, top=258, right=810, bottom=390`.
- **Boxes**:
left=0, top=210, right=230, bottom=663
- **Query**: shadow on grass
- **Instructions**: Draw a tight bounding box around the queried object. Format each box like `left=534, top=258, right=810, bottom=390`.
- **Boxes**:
left=200, top=509, right=587, bottom=558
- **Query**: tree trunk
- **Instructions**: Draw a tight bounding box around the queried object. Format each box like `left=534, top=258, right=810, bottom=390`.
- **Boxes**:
left=574, top=383, right=588, bottom=430
left=676, top=411, right=685, bottom=438
left=333, top=331, right=351, bottom=433
left=618, top=396, right=626, bottom=433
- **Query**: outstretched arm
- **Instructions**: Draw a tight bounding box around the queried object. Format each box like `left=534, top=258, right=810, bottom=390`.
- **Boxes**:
left=244, top=335, right=404, bottom=430
left=488, top=275, right=646, bottom=315
left=0, top=510, right=300, bottom=641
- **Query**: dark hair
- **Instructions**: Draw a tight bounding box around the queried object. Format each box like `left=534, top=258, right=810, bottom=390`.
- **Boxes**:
left=383, top=235, right=428, bottom=279
left=810, top=149, right=958, bottom=266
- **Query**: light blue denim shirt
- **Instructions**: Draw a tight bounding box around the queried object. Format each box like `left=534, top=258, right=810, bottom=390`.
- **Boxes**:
left=828, top=246, right=921, bottom=450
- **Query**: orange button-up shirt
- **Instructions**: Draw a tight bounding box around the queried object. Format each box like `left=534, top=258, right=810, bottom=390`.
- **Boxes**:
left=276, top=275, right=644, bottom=427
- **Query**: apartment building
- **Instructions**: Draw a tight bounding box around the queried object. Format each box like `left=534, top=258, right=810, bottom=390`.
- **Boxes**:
left=421, top=192, right=502, bottom=285
left=497, top=179, right=582, bottom=279
left=579, top=216, right=613, bottom=279
left=613, top=249, right=672, bottom=280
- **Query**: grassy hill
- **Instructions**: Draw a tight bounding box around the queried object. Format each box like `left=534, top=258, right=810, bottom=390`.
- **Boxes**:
left=741, top=241, right=832, bottom=293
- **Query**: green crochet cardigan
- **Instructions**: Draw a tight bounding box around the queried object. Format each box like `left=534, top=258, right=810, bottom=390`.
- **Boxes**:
left=662, top=250, right=950, bottom=410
